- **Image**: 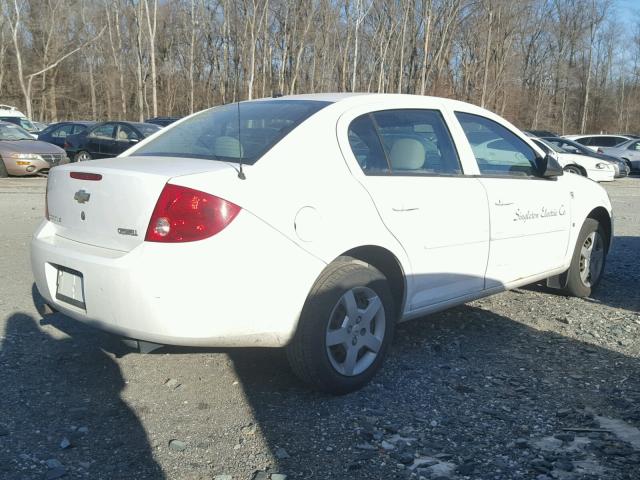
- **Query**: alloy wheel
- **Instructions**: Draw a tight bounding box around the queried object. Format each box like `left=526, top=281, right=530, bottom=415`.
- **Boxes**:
left=579, top=231, right=604, bottom=288
left=325, top=286, right=386, bottom=377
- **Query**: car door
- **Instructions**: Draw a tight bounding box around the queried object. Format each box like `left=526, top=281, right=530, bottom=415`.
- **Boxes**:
left=454, top=111, right=571, bottom=287
left=86, top=123, right=116, bottom=158
left=114, top=124, right=141, bottom=156
left=339, top=106, right=490, bottom=310
left=49, top=124, right=74, bottom=148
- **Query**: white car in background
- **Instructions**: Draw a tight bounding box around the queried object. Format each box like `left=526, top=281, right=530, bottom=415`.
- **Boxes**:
left=563, top=134, right=633, bottom=152
left=531, top=138, right=615, bottom=182
left=31, top=94, right=613, bottom=394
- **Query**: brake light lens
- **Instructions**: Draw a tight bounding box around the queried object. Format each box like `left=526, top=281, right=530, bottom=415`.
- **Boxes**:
left=145, top=184, right=241, bottom=242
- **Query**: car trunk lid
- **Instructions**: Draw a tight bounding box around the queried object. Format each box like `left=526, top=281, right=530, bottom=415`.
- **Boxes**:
left=47, top=156, right=238, bottom=251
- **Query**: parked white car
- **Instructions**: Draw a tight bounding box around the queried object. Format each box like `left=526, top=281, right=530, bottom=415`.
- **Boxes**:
left=531, top=138, right=615, bottom=182
left=563, top=134, right=633, bottom=152
left=31, top=94, right=613, bottom=393
left=0, top=104, right=39, bottom=137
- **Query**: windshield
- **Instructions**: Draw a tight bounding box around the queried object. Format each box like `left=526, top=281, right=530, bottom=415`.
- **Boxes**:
left=0, top=124, right=34, bottom=140
left=134, top=100, right=331, bottom=164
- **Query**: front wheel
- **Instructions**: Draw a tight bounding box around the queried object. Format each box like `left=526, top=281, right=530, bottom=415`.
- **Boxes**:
left=74, top=151, right=92, bottom=162
left=622, top=159, right=632, bottom=172
left=563, top=218, right=608, bottom=297
left=286, top=257, right=395, bottom=394
left=0, top=158, right=8, bottom=178
left=564, top=165, right=584, bottom=176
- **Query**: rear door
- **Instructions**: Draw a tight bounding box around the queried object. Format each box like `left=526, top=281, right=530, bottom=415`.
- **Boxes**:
left=454, top=111, right=571, bottom=286
left=339, top=106, right=490, bottom=310
left=86, top=123, right=116, bottom=158
left=49, top=124, right=75, bottom=148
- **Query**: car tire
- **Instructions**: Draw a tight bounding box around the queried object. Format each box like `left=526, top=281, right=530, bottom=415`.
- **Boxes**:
left=563, top=218, right=608, bottom=298
left=563, top=165, right=584, bottom=176
left=75, top=151, right=92, bottom=162
left=0, top=158, right=8, bottom=178
left=622, top=158, right=632, bottom=172
left=286, top=256, right=395, bottom=394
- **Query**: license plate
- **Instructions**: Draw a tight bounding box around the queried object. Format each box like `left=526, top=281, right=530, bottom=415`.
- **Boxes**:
left=56, top=267, right=86, bottom=309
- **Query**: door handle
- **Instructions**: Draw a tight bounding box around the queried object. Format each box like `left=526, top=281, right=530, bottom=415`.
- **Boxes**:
left=392, top=207, right=420, bottom=212
left=494, top=200, right=513, bottom=207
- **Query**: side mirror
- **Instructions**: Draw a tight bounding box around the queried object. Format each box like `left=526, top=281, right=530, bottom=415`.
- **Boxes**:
left=539, top=154, right=563, bottom=178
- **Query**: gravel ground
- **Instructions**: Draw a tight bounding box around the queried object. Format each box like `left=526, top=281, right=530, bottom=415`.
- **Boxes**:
left=0, top=176, right=639, bottom=480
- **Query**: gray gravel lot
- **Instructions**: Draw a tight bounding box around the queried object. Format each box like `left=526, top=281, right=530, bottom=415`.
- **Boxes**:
left=1, top=176, right=639, bottom=480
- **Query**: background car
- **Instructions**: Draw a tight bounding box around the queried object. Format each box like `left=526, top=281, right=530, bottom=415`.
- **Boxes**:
left=64, top=121, right=161, bottom=161
left=531, top=138, right=614, bottom=182
left=563, top=134, right=632, bottom=151
left=597, top=138, right=640, bottom=172
left=145, top=116, right=181, bottom=127
left=38, top=121, right=96, bottom=149
left=0, top=121, right=68, bottom=177
left=542, top=136, right=628, bottom=177
left=524, top=129, right=558, bottom=137
left=0, top=104, right=40, bottom=137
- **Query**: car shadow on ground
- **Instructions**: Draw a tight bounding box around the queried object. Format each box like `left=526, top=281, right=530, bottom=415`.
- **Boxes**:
left=523, top=235, right=640, bottom=314
left=22, top=243, right=640, bottom=479
left=225, top=305, right=640, bottom=478
left=0, top=306, right=164, bottom=479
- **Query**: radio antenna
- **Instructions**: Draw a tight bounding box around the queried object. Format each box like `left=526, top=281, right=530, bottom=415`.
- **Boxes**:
left=237, top=100, right=246, bottom=180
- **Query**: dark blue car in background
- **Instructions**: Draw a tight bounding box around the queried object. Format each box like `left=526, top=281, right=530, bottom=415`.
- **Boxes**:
left=63, top=121, right=161, bottom=162
left=37, top=121, right=96, bottom=149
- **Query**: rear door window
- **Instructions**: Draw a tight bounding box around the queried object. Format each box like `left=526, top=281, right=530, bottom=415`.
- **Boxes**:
left=52, top=124, right=74, bottom=138
left=596, top=136, right=624, bottom=147
left=372, top=109, right=462, bottom=175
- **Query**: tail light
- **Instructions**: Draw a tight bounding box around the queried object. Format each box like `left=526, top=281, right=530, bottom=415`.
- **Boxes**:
left=63, top=141, right=70, bottom=149
left=145, top=184, right=241, bottom=243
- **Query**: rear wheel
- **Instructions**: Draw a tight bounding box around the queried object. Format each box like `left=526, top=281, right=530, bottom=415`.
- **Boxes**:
left=75, top=151, right=92, bottom=162
left=0, top=158, right=8, bottom=178
left=564, top=165, right=584, bottom=176
left=563, top=218, right=607, bottom=297
left=286, top=257, right=395, bottom=394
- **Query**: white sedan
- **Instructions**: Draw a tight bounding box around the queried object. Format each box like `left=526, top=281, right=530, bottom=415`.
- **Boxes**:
left=31, top=94, right=613, bottom=394
left=531, top=138, right=615, bottom=182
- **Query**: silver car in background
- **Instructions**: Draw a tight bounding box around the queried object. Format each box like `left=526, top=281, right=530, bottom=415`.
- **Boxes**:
left=598, top=138, right=640, bottom=173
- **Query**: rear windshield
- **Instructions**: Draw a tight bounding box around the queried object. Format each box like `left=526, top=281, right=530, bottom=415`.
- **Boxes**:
left=134, top=100, right=330, bottom=164
left=135, top=123, right=162, bottom=136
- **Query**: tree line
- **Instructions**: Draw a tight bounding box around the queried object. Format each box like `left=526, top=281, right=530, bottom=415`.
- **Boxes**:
left=0, top=0, right=636, bottom=135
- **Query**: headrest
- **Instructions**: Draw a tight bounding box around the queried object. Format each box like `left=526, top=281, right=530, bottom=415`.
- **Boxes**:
left=389, top=138, right=425, bottom=170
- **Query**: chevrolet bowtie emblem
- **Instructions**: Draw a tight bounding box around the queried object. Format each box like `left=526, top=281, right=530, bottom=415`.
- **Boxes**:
left=74, top=190, right=91, bottom=204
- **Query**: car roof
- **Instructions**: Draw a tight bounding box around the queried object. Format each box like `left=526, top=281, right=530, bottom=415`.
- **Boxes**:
left=256, top=93, right=499, bottom=118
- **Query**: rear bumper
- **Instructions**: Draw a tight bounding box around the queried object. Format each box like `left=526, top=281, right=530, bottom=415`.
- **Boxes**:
left=31, top=212, right=326, bottom=347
